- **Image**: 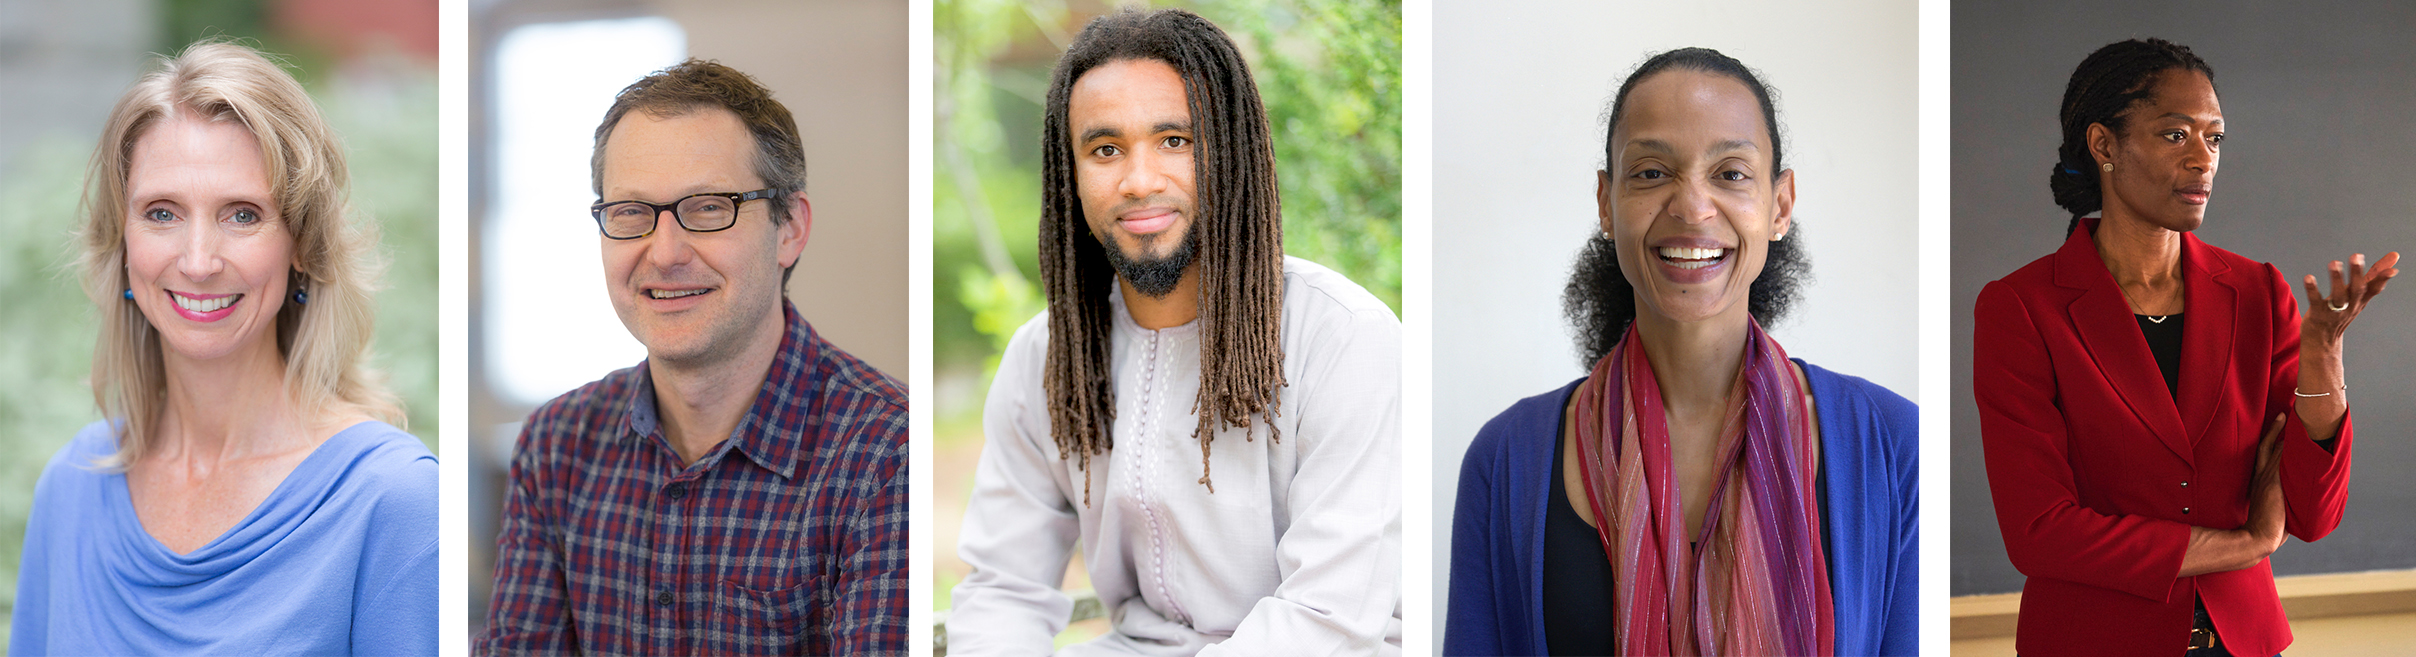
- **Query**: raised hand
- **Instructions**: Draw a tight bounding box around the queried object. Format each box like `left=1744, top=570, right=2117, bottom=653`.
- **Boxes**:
left=2301, top=251, right=2399, bottom=344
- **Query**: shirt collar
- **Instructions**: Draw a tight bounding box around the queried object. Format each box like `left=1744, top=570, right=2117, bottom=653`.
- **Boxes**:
left=619, top=300, right=819, bottom=479
left=1106, top=283, right=1202, bottom=338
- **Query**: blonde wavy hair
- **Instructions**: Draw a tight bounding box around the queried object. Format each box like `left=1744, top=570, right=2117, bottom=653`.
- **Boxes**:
left=76, top=39, right=400, bottom=467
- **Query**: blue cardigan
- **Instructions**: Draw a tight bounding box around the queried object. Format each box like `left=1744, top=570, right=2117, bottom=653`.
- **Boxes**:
left=1445, top=360, right=1918, bottom=656
left=11, top=420, right=438, bottom=656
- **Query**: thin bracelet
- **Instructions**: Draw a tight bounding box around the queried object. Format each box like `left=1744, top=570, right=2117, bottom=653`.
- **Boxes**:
left=2293, top=386, right=2346, bottom=398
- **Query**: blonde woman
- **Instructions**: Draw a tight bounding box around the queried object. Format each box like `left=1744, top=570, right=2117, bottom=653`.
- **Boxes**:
left=10, top=41, right=434, bottom=655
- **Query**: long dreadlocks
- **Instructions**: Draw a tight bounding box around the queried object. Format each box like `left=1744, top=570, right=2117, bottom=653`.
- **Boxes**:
left=1038, top=8, right=1287, bottom=501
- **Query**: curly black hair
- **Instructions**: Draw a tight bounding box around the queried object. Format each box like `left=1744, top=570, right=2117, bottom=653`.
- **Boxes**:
left=1563, top=47, right=1810, bottom=368
left=2049, top=38, right=2216, bottom=235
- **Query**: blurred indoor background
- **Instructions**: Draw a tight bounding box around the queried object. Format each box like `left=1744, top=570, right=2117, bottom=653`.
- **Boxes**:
left=462, top=0, right=908, bottom=637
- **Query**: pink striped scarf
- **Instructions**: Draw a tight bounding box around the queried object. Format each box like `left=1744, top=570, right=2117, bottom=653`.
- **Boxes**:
left=1572, top=321, right=1833, bottom=656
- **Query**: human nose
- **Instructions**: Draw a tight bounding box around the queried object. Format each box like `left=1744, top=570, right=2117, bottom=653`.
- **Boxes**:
left=2187, top=134, right=2218, bottom=175
left=176, top=221, right=224, bottom=281
left=1117, top=149, right=1174, bottom=199
left=642, top=207, right=699, bottom=268
left=1665, top=176, right=1718, bottom=225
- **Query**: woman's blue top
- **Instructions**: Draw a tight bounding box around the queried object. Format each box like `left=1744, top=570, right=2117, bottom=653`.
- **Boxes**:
left=11, top=420, right=437, bottom=656
left=1445, top=359, right=1919, bottom=656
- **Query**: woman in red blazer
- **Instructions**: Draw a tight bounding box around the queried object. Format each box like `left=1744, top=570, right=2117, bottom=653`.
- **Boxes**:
left=1974, top=39, right=2398, bottom=657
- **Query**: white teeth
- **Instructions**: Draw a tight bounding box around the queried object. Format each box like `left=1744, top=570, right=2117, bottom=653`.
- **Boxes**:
left=648, top=288, right=710, bottom=300
left=1656, top=246, right=1726, bottom=262
left=170, top=293, right=237, bottom=313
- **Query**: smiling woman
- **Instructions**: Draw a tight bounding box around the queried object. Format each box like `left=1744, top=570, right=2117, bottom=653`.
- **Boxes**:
left=9, top=39, right=435, bottom=656
left=1445, top=47, right=1918, bottom=657
left=123, top=113, right=294, bottom=369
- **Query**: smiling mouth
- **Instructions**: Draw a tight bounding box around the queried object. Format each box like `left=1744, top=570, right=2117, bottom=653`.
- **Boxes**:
left=170, top=292, right=241, bottom=313
left=1655, top=246, right=1731, bottom=270
left=647, top=288, right=712, bottom=300
left=1115, top=206, right=1181, bottom=235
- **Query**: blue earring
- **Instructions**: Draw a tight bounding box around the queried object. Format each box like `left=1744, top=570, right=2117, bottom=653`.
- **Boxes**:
left=123, top=289, right=134, bottom=300
left=292, top=288, right=309, bottom=305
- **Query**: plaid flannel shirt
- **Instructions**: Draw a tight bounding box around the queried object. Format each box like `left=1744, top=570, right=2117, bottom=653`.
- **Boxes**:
left=477, top=302, right=907, bottom=656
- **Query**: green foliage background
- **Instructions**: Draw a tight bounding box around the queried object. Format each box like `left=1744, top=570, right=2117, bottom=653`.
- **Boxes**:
left=0, top=50, right=437, bottom=646
left=936, top=0, right=1401, bottom=418
left=931, top=0, right=1400, bottom=639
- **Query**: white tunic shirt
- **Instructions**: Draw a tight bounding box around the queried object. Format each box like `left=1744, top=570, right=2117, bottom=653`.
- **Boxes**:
left=951, top=256, right=1403, bottom=656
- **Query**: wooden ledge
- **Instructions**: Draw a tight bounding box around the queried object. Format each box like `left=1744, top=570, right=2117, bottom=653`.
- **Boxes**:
left=1951, top=568, right=2416, bottom=640
left=1948, top=589, right=2023, bottom=640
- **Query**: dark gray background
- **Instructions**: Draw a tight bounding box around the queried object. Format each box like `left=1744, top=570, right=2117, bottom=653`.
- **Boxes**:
left=1953, top=1, right=2416, bottom=596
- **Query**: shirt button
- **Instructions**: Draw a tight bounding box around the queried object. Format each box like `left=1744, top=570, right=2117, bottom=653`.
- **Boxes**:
left=665, top=483, right=687, bottom=499
left=655, top=590, right=675, bottom=606
left=2181, top=481, right=2190, bottom=487
left=2183, top=507, right=2192, bottom=514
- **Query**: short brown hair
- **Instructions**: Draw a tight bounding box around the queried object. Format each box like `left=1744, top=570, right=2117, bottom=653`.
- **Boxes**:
left=590, top=59, right=806, bottom=282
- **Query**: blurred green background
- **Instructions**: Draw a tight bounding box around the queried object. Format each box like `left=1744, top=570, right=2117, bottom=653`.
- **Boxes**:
left=0, top=0, right=435, bottom=646
left=931, top=0, right=1400, bottom=646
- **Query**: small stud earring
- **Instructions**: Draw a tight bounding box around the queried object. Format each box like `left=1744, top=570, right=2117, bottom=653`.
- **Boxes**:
left=2101, top=162, right=2114, bottom=173
left=123, top=289, right=134, bottom=300
left=292, top=287, right=309, bottom=305
left=1774, top=232, right=1786, bottom=241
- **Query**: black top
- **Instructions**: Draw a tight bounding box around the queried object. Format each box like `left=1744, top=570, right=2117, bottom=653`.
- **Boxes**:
left=2135, top=313, right=2227, bottom=647
left=1543, top=428, right=1618, bottom=657
left=1539, top=393, right=1831, bottom=655
left=2137, top=313, right=2184, bottom=397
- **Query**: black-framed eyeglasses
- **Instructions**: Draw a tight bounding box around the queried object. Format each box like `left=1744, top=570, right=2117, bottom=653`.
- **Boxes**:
left=589, top=189, right=776, bottom=240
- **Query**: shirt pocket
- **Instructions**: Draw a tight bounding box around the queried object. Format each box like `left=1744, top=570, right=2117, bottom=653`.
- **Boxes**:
left=708, top=579, right=811, bottom=655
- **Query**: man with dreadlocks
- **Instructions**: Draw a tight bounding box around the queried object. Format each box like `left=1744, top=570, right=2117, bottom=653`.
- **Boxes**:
left=949, top=8, right=1403, bottom=657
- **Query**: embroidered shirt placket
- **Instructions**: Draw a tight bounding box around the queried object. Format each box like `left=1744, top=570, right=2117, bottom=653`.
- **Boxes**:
left=1127, top=329, right=1190, bottom=627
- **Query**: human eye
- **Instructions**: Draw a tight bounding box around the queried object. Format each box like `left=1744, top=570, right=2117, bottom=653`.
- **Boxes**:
left=1092, top=144, right=1122, bottom=158
left=1162, top=135, right=1190, bottom=149
left=2207, top=132, right=2224, bottom=147
left=610, top=203, right=652, bottom=218
left=143, top=208, right=178, bottom=223
left=228, top=208, right=261, bottom=225
left=692, top=199, right=731, bottom=214
left=1717, top=169, right=1749, bottom=182
left=1632, top=168, right=1669, bottom=181
left=2162, top=130, right=2188, bottom=143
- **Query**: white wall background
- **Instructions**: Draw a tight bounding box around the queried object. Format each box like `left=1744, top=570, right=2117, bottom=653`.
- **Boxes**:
left=1428, top=0, right=1919, bottom=642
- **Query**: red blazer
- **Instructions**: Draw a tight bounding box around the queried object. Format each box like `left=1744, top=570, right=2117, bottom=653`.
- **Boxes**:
left=1973, top=219, right=2356, bottom=657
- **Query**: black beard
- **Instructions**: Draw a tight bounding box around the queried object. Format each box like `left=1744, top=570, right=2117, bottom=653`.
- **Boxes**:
left=1103, top=226, right=1197, bottom=299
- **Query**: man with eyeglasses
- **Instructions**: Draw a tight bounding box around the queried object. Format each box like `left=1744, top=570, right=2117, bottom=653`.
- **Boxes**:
left=476, top=59, right=906, bottom=656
